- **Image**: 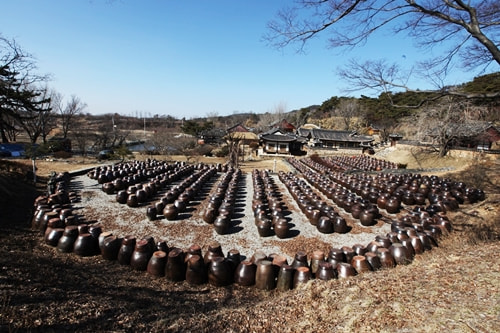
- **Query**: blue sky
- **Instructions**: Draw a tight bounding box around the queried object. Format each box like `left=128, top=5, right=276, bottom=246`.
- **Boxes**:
left=2, top=1, right=488, bottom=119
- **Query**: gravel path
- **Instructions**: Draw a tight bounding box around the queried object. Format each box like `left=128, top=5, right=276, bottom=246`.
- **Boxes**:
left=73, top=170, right=391, bottom=263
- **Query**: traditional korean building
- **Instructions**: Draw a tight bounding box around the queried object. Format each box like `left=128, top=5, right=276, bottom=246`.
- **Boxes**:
left=259, top=128, right=305, bottom=155
left=297, top=128, right=374, bottom=149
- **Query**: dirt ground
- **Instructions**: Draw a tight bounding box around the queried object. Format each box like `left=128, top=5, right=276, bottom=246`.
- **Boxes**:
left=1, top=147, right=499, bottom=332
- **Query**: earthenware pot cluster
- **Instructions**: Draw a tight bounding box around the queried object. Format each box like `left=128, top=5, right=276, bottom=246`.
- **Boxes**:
left=34, top=156, right=481, bottom=292
left=252, top=169, right=290, bottom=238
left=278, top=171, right=349, bottom=234
left=149, top=165, right=218, bottom=221
left=201, top=167, right=241, bottom=235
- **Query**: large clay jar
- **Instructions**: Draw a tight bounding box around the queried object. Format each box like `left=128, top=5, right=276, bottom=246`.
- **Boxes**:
left=351, top=255, right=372, bottom=274
left=359, top=209, right=376, bottom=226
left=57, top=225, right=79, bottom=253
left=317, top=216, right=334, bottom=234
left=126, top=194, right=139, bottom=208
left=147, top=251, right=167, bottom=277
left=293, top=266, right=311, bottom=288
left=274, top=220, right=290, bottom=239
left=234, top=260, right=257, bottom=287
left=214, top=214, right=231, bottom=235
left=255, top=260, right=276, bottom=290
left=208, top=257, right=232, bottom=287
left=386, top=197, right=400, bottom=214
left=117, top=235, right=136, bottom=265
left=337, top=262, right=357, bottom=279
left=202, top=207, right=217, bottom=224
left=165, top=247, right=186, bottom=282
left=101, top=235, right=122, bottom=260
left=73, top=233, right=97, bottom=257
left=163, top=204, right=178, bottom=220
left=116, top=190, right=128, bottom=204
left=130, top=239, right=152, bottom=271
left=276, top=265, right=294, bottom=291
left=256, top=218, right=273, bottom=237
left=185, top=254, right=207, bottom=285
left=316, top=261, right=336, bottom=281
left=377, top=248, right=395, bottom=269
left=390, top=243, right=411, bottom=265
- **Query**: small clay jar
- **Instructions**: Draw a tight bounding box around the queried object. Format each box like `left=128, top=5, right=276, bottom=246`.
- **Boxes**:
left=255, top=260, right=276, bottom=290
left=309, top=250, right=325, bottom=277
left=390, top=243, right=411, bottom=265
left=276, top=265, right=294, bottom=291
left=73, top=233, right=97, bottom=257
left=204, top=241, right=224, bottom=265
left=316, top=261, right=336, bottom=281
left=234, top=260, right=257, bottom=286
left=410, top=235, right=424, bottom=254
left=117, top=235, right=136, bottom=265
left=57, top=225, right=79, bottom=253
left=401, top=238, right=415, bottom=259
left=329, top=247, right=346, bottom=263
left=377, top=248, right=395, bottom=269
left=130, top=239, right=152, bottom=271
left=226, top=249, right=241, bottom=274
left=100, top=235, right=122, bottom=260
left=147, top=251, right=167, bottom=277
left=250, top=251, right=268, bottom=264
left=352, top=244, right=367, bottom=256
left=45, top=227, right=65, bottom=247
left=293, top=266, right=311, bottom=288
left=208, top=257, right=232, bottom=287
left=365, top=252, right=382, bottom=271
left=333, top=216, right=349, bottom=233
left=185, top=254, right=207, bottom=285
left=98, top=231, right=113, bottom=253
left=351, top=255, right=372, bottom=274
left=165, top=247, right=186, bottom=282
left=342, top=246, right=356, bottom=264
left=291, top=251, right=308, bottom=269
left=146, top=205, right=157, bottom=221
left=316, top=216, right=334, bottom=234
left=337, top=262, right=357, bottom=278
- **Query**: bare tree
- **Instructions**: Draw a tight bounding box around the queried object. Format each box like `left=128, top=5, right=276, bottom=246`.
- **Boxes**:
left=265, top=1, right=500, bottom=73
left=417, top=96, right=474, bottom=157
left=54, top=94, right=87, bottom=139
left=16, top=84, right=55, bottom=144
left=0, top=35, right=51, bottom=143
left=336, top=98, right=360, bottom=130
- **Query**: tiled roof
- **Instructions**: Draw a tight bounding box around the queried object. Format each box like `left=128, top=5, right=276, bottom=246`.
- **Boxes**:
left=298, top=128, right=374, bottom=143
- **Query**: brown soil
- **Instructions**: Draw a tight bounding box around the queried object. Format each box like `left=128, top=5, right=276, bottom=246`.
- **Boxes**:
left=1, top=149, right=499, bottom=332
